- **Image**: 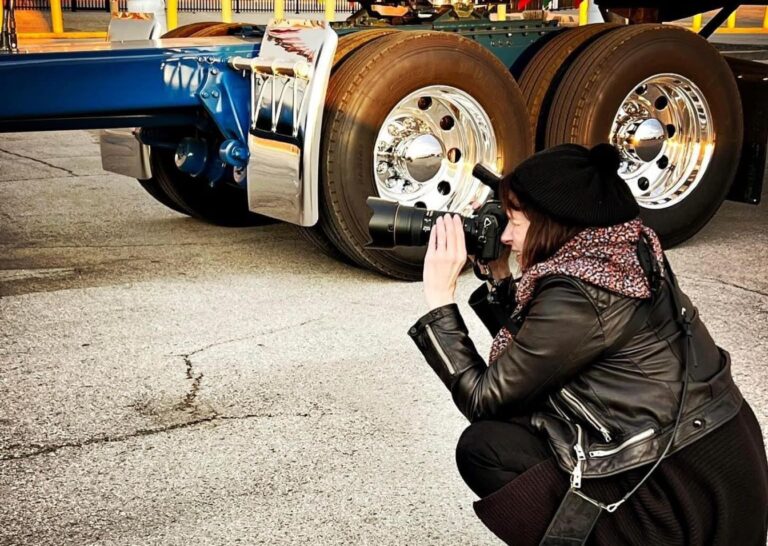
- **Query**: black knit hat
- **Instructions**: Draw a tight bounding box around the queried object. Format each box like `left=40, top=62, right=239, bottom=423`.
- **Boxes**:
left=505, top=143, right=640, bottom=227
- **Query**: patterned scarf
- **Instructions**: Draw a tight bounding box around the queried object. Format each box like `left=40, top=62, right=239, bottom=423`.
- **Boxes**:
left=488, top=219, right=664, bottom=364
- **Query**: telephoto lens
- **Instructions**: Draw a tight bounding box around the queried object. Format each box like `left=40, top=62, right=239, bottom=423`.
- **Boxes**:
left=366, top=197, right=473, bottom=249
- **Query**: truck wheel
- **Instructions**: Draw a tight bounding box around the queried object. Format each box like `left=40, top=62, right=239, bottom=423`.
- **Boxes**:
left=151, top=148, right=272, bottom=227
left=320, top=31, right=532, bottom=280
left=137, top=177, right=188, bottom=215
left=518, top=23, right=620, bottom=150
left=297, top=29, right=398, bottom=264
left=544, top=25, right=743, bottom=247
left=129, top=22, right=228, bottom=216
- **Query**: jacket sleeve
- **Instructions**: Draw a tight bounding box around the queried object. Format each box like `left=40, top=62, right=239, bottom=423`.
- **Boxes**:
left=408, top=281, right=606, bottom=422
left=467, top=276, right=516, bottom=337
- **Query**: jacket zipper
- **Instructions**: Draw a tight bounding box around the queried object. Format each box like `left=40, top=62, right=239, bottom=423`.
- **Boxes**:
left=588, top=428, right=655, bottom=458
left=424, top=324, right=455, bottom=375
left=560, top=388, right=613, bottom=443
left=548, top=395, right=571, bottom=422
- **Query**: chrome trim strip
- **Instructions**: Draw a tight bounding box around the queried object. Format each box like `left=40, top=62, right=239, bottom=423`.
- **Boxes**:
left=236, top=19, right=338, bottom=226
left=425, top=324, right=455, bottom=375
left=99, top=128, right=152, bottom=180
left=588, top=428, right=655, bottom=458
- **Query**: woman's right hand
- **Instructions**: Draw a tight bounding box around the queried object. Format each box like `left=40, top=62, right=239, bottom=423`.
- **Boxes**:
left=467, top=201, right=512, bottom=281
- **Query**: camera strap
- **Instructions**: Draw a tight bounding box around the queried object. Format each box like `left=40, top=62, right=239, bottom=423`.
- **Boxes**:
left=540, top=250, right=693, bottom=546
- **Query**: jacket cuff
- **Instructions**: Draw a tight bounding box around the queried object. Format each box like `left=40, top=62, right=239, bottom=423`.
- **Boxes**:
left=408, top=304, right=476, bottom=388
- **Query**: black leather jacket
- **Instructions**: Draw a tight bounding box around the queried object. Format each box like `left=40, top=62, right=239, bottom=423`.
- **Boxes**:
left=408, top=271, right=743, bottom=481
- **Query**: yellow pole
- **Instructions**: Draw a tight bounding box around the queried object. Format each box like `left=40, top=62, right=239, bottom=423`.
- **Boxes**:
left=763, top=6, right=768, bottom=29
left=50, top=0, right=64, bottom=34
left=726, top=10, right=736, bottom=29
left=325, top=0, right=334, bottom=22
left=221, top=0, right=232, bottom=23
left=274, top=0, right=284, bottom=20
left=692, top=13, right=702, bottom=32
left=167, top=0, right=178, bottom=30
left=578, top=0, right=588, bottom=26
left=497, top=3, right=506, bottom=21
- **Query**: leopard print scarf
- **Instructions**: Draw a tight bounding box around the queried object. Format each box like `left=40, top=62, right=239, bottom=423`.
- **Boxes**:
left=488, top=219, right=664, bottom=364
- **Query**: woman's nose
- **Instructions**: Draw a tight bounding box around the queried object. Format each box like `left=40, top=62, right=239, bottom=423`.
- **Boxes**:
left=500, top=222, right=514, bottom=245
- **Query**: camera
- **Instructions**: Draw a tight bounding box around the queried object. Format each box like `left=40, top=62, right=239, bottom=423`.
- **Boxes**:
left=366, top=164, right=508, bottom=262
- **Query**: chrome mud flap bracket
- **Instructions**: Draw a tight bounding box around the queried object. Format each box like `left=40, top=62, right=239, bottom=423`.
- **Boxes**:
left=230, top=20, right=338, bottom=226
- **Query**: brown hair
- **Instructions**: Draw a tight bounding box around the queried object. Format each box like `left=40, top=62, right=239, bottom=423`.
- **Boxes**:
left=500, top=181, right=582, bottom=270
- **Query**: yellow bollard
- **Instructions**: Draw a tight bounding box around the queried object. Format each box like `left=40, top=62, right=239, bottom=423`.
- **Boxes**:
left=692, top=13, right=702, bottom=32
left=166, top=0, right=178, bottom=30
left=325, top=0, right=334, bottom=22
left=497, top=3, right=506, bottom=21
left=763, top=6, right=768, bottom=29
left=50, top=0, right=64, bottom=34
left=221, top=0, right=232, bottom=23
left=274, top=0, right=284, bottom=20
left=726, top=11, right=736, bottom=29
left=578, top=0, right=588, bottom=26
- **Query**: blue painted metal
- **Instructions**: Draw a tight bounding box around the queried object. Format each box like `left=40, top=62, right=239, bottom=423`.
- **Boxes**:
left=219, top=138, right=250, bottom=168
left=0, top=39, right=260, bottom=136
left=175, top=137, right=208, bottom=176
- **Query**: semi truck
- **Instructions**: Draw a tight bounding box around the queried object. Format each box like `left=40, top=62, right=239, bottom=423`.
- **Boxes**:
left=1, top=0, right=766, bottom=280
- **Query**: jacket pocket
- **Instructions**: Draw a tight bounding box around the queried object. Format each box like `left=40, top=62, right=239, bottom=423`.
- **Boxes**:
left=559, top=388, right=613, bottom=443
left=588, top=428, right=655, bottom=458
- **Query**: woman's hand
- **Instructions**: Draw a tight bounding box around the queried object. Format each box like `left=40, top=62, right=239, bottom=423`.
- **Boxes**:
left=423, top=215, right=467, bottom=310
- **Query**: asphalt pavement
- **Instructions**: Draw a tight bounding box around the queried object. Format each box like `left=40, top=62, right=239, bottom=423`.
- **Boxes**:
left=1, top=129, right=767, bottom=545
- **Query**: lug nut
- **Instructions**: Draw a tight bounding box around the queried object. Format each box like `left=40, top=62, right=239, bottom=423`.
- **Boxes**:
left=638, top=177, right=650, bottom=191
left=417, top=97, right=432, bottom=110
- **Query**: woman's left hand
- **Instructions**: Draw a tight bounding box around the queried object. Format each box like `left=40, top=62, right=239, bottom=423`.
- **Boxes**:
left=423, top=214, right=467, bottom=310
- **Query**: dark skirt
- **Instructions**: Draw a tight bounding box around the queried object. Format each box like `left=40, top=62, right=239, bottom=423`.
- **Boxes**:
left=472, top=403, right=768, bottom=546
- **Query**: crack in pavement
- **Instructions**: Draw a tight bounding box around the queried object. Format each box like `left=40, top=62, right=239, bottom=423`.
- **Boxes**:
left=1, top=408, right=329, bottom=461
left=0, top=147, right=78, bottom=177
left=169, top=319, right=321, bottom=412
left=678, top=274, right=768, bottom=299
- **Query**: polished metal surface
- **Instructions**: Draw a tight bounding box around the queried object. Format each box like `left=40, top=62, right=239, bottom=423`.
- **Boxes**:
left=610, top=74, right=714, bottom=210
left=374, top=85, right=497, bottom=214
left=99, top=128, right=152, bottom=180
left=244, top=19, right=338, bottom=226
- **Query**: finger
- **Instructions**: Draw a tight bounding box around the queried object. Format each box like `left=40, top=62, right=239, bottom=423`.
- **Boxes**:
left=452, top=214, right=464, bottom=257
left=426, top=221, right=437, bottom=254
left=443, top=215, right=455, bottom=257
left=471, top=200, right=481, bottom=210
left=434, top=216, right=445, bottom=253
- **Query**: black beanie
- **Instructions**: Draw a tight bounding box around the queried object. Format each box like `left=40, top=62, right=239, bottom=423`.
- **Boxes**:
left=505, top=143, right=640, bottom=227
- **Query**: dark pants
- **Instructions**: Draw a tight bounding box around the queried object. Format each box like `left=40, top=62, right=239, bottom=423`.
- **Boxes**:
left=455, top=417, right=553, bottom=498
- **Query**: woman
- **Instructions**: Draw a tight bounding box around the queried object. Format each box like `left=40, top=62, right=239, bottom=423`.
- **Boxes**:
left=408, top=143, right=768, bottom=545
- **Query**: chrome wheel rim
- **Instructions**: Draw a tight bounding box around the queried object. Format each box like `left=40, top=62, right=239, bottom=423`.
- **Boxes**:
left=373, top=85, right=498, bottom=215
left=609, top=74, right=714, bottom=210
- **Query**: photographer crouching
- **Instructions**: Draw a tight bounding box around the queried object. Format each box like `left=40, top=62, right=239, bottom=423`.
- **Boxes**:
left=395, top=144, right=768, bottom=544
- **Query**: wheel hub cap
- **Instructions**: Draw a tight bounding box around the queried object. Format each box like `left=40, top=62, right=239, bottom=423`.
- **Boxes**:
left=610, top=74, right=714, bottom=210
left=624, top=118, right=666, bottom=163
left=373, top=85, right=498, bottom=213
left=397, top=133, right=444, bottom=182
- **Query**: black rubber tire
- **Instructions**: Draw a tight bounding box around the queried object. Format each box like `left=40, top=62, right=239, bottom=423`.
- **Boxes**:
left=544, top=24, right=743, bottom=247
left=151, top=148, right=273, bottom=227
left=297, top=29, right=399, bottom=265
left=518, top=23, right=621, bottom=150
left=137, top=177, right=188, bottom=215
left=320, top=31, right=533, bottom=280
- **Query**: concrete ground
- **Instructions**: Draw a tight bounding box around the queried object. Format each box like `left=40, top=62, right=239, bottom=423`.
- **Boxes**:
left=0, top=126, right=767, bottom=544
